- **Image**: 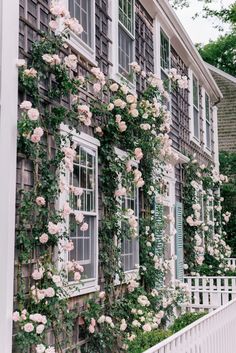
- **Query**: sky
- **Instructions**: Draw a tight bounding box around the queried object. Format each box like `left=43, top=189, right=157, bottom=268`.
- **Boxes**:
left=175, top=0, right=234, bottom=44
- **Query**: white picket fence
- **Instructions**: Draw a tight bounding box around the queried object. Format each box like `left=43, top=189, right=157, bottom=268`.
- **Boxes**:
left=143, top=296, right=236, bottom=353
left=184, top=276, right=236, bottom=311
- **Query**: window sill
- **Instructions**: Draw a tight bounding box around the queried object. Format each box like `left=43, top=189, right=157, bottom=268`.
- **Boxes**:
left=67, top=32, right=97, bottom=67
left=110, top=71, right=136, bottom=95
left=204, top=147, right=212, bottom=157
left=114, top=269, right=139, bottom=286
left=190, top=136, right=201, bottom=148
left=63, top=279, right=100, bottom=298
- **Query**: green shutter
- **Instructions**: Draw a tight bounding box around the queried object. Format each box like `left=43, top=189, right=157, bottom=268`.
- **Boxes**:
left=175, top=202, right=184, bottom=281
left=154, top=201, right=164, bottom=288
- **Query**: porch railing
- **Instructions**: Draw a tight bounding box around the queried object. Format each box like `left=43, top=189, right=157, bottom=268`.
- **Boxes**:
left=143, top=297, right=236, bottom=353
left=227, top=258, right=236, bottom=268
left=184, top=276, right=236, bottom=310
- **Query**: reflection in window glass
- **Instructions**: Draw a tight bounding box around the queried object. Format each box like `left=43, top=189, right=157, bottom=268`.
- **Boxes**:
left=69, top=0, right=92, bottom=47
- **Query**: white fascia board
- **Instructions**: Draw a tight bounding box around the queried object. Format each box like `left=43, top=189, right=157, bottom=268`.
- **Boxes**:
left=206, top=62, right=236, bottom=85
left=0, top=0, right=19, bottom=352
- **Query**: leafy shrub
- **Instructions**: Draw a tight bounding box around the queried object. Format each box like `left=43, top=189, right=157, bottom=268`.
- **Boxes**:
left=170, top=312, right=206, bottom=333
left=127, top=329, right=172, bottom=353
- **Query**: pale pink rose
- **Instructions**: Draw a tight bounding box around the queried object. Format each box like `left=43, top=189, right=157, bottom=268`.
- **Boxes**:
left=134, top=147, right=143, bottom=161
left=21, top=309, right=27, bottom=320
left=74, top=272, right=81, bottom=281
left=32, top=267, right=44, bottom=280
left=12, top=311, right=20, bottom=322
left=20, top=100, right=32, bottom=110
left=29, top=313, right=43, bottom=323
left=36, top=196, right=46, bottom=206
left=73, top=187, right=83, bottom=196
left=99, top=291, right=106, bottom=299
left=115, top=187, right=126, bottom=197
left=49, top=20, right=58, bottom=31
left=52, top=54, right=61, bottom=65
left=63, top=240, right=74, bottom=252
left=91, top=318, right=96, bottom=326
left=27, top=108, right=39, bottom=121
left=36, top=344, right=46, bottom=353
left=33, top=127, right=44, bottom=137
left=129, top=62, right=141, bottom=73
left=136, top=178, right=145, bottom=188
left=75, top=211, right=84, bottom=224
left=140, top=123, right=151, bottom=130
left=118, top=121, right=127, bottom=132
left=45, top=347, right=55, bottom=353
left=126, top=160, right=132, bottom=172
left=80, top=222, right=88, bottom=232
left=120, top=319, right=127, bottom=331
left=89, top=324, right=95, bottom=333
left=45, top=287, right=55, bottom=298
left=36, top=324, right=45, bottom=334
left=107, top=103, right=114, bottom=111
left=91, top=67, right=105, bottom=83
left=39, top=233, right=49, bottom=244
left=64, top=54, right=77, bottom=70
left=129, top=216, right=138, bottom=229
left=48, top=222, right=61, bottom=235
left=24, top=68, right=37, bottom=77
left=130, top=109, right=139, bottom=117
left=24, top=322, right=34, bottom=333
left=30, top=134, right=41, bottom=143
left=42, top=54, right=53, bottom=64
left=65, top=18, right=83, bottom=35
left=62, top=202, right=71, bottom=218
left=109, top=83, right=119, bottom=92
left=143, top=323, right=152, bottom=332
left=126, top=94, right=136, bottom=104
left=16, top=59, right=26, bottom=67
left=114, top=99, right=125, bottom=108
left=52, top=275, right=61, bottom=287
left=93, top=82, right=102, bottom=93
left=95, top=126, right=103, bottom=136
left=115, top=115, right=122, bottom=123
left=50, top=3, right=68, bottom=16
left=121, top=85, right=128, bottom=94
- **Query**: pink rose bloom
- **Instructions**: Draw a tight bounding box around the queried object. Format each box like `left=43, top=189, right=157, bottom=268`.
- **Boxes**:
left=93, top=82, right=102, bottom=93
left=80, top=222, right=88, bottom=232
left=134, top=147, right=143, bottom=161
left=12, top=311, right=20, bottom=322
left=143, top=323, right=152, bottom=332
left=64, top=54, right=77, bottom=70
left=45, top=287, right=55, bottom=298
left=107, top=103, right=114, bottom=111
left=65, top=18, right=83, bottom=35
left=118, top=121, right=127, bottom=132
left=73, top=187, right=83, bottom=196
left=75, top=211, right=84, bottom=224
left=27, top=108, right=39, bottom=121
left=29, top=313, right=43, bottom=323
left=21, top=309, right=27, bottom=320
left=126, top=94, right=136, bottom=104
left=110, top=83, right=119, bottom=92
left=30, top=134, right=41, bottom=143
left=36, top=344, right=46, bottom=353
left=74, top=272, right=81, bottom=281
left=42, top=54, right=53, bottom=64
left=16, top=59, right=26, bottom=67
left=48, top=222, right=61, bottom=235
left=63, top=240, right=74, bottom=252
left=36, top=196, right=46, bottom=206
left=126, top=160, right=132, bottom=172
left=39, top=233, right=48, bottom=244
left=24, top=68, right=37, bottom=77
left=20, top=100, right=32, bottom=110
left=49, top=20, right=58, bottom=31
left=89, top=324, right=95, bottom=333
left=95, top=126, right=103, bottom=136
left=45, top=347, right=55, bottom=353
left=114, top=187, right=126, bottom=197
left=136, top=178, right=145, bottom=188
left=36, top=324, right=45, bottom=334
left=33, top=127, right=44, bottom=137
left=99, top=291, right=106, bottom=299
left=62, top=202, right=72, bottom=218
left=91, top=318, right=96, bottom=326
left=32, top=267, right=44, bottom=280
left=129, top=216, right=138, bottom=229
left=24, top=322, right=34, bottom=333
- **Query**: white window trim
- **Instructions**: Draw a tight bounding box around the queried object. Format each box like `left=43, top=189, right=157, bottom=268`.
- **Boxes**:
left=110, top=0, right=136, bottom=93
left=189, top=69, right=201, bottom=146
left=114, top=147, right=139, bottom=282
left=63, top=0, right=97, bottom=66
left=202, top=88, right=212, bottom=155
left=59, top=124, right=100, bottom=296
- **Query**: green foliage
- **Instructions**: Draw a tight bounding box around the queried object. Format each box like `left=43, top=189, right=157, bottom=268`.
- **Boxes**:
left=126, top=329, right=172, bottom=353
left=170, top=312, right=206, bottom=333
left=220, top=151, right=236, bottom=256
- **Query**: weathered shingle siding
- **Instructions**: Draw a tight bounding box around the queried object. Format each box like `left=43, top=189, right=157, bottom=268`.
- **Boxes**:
left=210, top=70, right=236, bottom=153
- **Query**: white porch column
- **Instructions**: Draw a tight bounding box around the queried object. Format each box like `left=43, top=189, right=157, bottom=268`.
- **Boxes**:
left=0, top=0, right=19, bottom=352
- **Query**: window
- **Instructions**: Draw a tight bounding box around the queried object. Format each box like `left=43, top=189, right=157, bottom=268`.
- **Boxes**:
left=121, top=185, right=139, bottom=272
left=205, top=93, right=211, bottom=150
left=60, top=127, right=99, bottom=293
left=160, top=30, right=170, bottom=78
left=118, top=0, right=135, bottom=78
left=192, top=75, right=200, bottom=140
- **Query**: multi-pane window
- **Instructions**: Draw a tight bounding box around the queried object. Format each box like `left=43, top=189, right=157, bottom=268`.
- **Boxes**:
left=69, top=0, right=92, bottom=47
left=205, top=93, right=211, bottom=150
left=121, top=185, right=139, bottom=272
left=69, top=143, right=97, bottom=282
left=192, top=75, right=200, bottom=140
left=160, top=30, right=171, bottom=97
left=118, top=0, right=135, bottom=77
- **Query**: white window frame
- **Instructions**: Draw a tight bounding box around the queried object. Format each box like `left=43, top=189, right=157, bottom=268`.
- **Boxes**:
left=114, top=147, right=139, bottom=281
left=203, top=88, right=212, bottom=153
left=160, top=28, right=170, bottom=87
left=59, top=124, right=100, bottom=296
left=110, top=0, right=136, bottom=91
left=63, top=0, right=97, bottom=65
left=189, top=70, right=200, bottom=144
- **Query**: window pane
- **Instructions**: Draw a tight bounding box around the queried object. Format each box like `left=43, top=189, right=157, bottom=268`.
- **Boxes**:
left=206, top=122, right=211, bottom=149
left=160, top=31, right=170, bottom=70
left=69, top=0, right=92, bottom=46
left=193, top=76, right=199, bottom=108
left=118, top=25, right=133, bottom=78
left=205, top=93, right=210, bottom=122
left=193, top=107, right=199, bottom=139
left=119, top=0, right=134, bottom=34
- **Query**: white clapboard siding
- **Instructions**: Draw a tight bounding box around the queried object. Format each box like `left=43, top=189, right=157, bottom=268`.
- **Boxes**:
left=175, top=202, right=184, bottom=282
left=143, top=297, right=236, bottom=353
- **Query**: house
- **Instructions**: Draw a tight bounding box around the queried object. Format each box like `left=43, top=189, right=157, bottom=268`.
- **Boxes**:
left=206, top=63, right=236, bottom=153
left=0, top=0, right=223, bottom=352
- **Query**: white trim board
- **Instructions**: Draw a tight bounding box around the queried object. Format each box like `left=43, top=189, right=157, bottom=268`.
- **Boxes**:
left=0, top=0, right=19, bottom=352
left=206, top=63, right=236, bottom=85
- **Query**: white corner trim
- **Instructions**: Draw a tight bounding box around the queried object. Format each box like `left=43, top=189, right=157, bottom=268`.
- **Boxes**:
left=206, top=62, right=236, bottom=85
left=60, top=123, right=100, bottom=147
left=0, top=0, right=19, bottom=352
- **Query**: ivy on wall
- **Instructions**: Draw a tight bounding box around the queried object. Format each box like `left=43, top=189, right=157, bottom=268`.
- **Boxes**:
left=13, top=3, right=190, bottom=353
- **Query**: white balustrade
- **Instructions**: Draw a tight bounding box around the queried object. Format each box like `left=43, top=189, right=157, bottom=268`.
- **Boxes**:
left=227, top=258, right=236, bottom=268
left=143, top=297, right=236, bottom=353
left=184, top=276, right=236, bottom=310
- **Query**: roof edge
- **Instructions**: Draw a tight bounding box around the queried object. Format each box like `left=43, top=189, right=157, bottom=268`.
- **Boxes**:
left=206, top=63, right=236, bottom=85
